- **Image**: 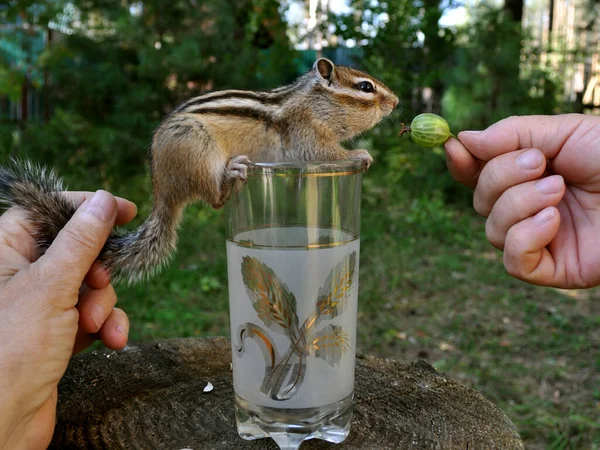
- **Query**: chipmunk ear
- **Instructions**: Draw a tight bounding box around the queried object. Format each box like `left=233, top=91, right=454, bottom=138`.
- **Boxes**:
left=314, top=58, right=335, bottom=85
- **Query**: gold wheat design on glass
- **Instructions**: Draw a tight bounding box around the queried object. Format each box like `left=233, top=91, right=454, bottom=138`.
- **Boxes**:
left=235, top=251, right=356, bottom=401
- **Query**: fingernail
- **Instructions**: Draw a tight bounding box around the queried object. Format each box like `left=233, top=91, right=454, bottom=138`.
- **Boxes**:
left=535, top=176, right=564, bottom=195
left=516, top=149, right=544, bottom=170
left=83, top=190, right=114, bottom=221
left=461, top=130, right=482, bottom=136
left=116, top=325, right=128, bottom=337
left=90, top=304, right=104, bottom=331
left=534, top=207, right=555, bottom=224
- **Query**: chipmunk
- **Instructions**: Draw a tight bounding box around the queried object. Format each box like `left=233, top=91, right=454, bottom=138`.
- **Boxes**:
left=0, top=58, right=398, bottom=284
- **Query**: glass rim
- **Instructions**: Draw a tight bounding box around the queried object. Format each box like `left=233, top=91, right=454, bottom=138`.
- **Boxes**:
left=247, top=160, right=366, bottom=177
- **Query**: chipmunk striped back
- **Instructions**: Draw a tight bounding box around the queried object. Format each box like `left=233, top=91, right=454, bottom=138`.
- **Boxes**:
left=165, top=61, right=397, bottom=142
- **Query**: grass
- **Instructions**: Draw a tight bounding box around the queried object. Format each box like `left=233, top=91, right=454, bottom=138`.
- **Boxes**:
left=112, top=178, right=600, bottom=450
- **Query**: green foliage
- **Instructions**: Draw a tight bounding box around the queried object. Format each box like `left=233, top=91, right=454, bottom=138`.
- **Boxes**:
left=1, top=0, right=297, bottom=194
left=333, top=0, right=451, bottom=118
left=442, top=5, right=559, bottom=131
left=0, top=63, right=23, bottom=102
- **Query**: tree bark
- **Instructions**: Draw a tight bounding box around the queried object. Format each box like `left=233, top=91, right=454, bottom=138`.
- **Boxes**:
left=504, top=0, right=524, bottom=23
left=50, top=337, right=524, bottom=449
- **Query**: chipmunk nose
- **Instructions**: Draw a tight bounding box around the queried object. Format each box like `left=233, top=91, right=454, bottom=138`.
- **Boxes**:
left=392, top=96, right=399, bottom=109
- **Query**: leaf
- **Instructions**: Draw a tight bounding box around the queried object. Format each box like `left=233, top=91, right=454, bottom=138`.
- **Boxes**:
left=306, top=325, right=350, bottom=367
left=313, top=251, right=357, bottom=323
left=241, top=256, right=299, bottom=335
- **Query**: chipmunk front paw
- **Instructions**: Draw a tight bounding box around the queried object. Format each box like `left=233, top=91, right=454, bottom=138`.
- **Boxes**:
left=226, top=155, right=251, bottom=183
left=349, top=149, right=373, bottom=170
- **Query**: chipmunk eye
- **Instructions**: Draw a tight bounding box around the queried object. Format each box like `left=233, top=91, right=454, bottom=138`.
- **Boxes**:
left=357, top=81, right=375, bottom=93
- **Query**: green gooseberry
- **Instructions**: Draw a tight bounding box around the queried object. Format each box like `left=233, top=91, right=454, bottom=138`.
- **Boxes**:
left=399, top=113, right=456, bottom=147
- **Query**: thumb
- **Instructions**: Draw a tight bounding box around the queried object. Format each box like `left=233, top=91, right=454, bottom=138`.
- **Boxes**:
left=33, top=190, right=118, bottom=291
left=457, top=114, right=585, bottom=161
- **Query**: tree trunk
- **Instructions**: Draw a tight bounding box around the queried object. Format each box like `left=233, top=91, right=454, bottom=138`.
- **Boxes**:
left=504, top=0, right=524, bottom=23
left=50, top=337, right=524, bottom=449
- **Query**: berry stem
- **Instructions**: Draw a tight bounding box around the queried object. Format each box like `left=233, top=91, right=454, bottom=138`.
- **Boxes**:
left=398, top=123, right=411, bottom=137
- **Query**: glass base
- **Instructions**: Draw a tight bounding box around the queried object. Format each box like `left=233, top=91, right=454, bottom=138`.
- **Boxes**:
left=235, top=393, right=354, bottom=450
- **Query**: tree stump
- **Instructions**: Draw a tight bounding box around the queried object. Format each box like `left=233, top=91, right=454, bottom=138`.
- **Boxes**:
left=50, top=337, right=524, bottom=449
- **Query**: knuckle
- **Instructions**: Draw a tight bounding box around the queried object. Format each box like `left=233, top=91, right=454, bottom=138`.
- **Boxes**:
left=105, top=285, right=118, bottom=307
left=37, top=308, right=79, bottom=354
left=503, top=259, right=521, bottom=279
left=503, top=230, right=527, bottom=277
left=484, top=219, right=504, bottom=250
left=84, top=286, right=118, bottom=312
left=503, top=255, right=526, bottom=280
left=30, top=260, right=79, bottom=293
left=30, top=260, right=53, bottom=283
left=473, top=166, right=504, bottom=217
left=497, top=116, right=522, bottom=131
left=504, top=115, right=522, bottom=123
left=492, top=184, right=525, bottom=222
left=61, top=225, right=101, bottom=255
left=485, top=158, right=503, bottom=185
left=472, top=189, right=489, bottom=217
left=501, top=190, right=519, bottom=212
left=503, top=186, right=529, bottom=215
left=63, top=307, right=80, bottom=327
left=478, top=159, right=503, bottom=196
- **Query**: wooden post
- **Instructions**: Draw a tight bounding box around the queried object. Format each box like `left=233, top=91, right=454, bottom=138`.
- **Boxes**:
left=50, top=337, right=524, bottom=449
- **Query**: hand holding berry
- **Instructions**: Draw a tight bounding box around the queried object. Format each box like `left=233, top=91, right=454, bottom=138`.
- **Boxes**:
left=444, top=114, right=600, bottom=288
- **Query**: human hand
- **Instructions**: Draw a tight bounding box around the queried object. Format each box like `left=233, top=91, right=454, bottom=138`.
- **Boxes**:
left=444, top=114, right=600, bottom=288
left=0, top=190, right=136, bottom=449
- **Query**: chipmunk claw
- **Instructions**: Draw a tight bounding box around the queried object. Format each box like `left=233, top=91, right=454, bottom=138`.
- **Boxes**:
left=214, top=155, right=252, bottom=209
left=349, top=149, right=373, bottom=170
left=227, top=155, right=251, bottom=183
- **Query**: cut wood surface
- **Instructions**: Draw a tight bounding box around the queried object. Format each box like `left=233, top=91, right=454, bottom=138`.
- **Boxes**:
left=50, top=337, right=524, bottom=449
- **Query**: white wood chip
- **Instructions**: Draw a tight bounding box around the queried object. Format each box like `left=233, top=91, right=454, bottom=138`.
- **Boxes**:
left=203, top=382, right=214, bottom=393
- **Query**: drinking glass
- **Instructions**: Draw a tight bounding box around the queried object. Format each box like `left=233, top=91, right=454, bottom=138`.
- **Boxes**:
left=226, top=160, right=364, bottom=450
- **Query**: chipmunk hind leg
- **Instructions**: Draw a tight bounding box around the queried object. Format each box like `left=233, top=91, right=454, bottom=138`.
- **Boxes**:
left=212, top=155, right=251, bottom=209
left=151, top=115, right=250, bottom=210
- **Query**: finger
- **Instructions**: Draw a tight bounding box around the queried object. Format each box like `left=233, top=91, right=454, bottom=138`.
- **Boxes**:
left=486, top=175, right=565, bottom=249
left=99, top=307, right=129, bottom=350
left=473, top=148, right=547, bottom=216
left=84, top=261, right=110, bottom=290
left=444, top=136, right=483, bottom=189
left=503, top=206, right=561, bottom=286
left=62, top=192, right=137, bottom=225
left=72, top=327, right=95, bottom=355
left=77, top=283, right=118, bottom=334
left=33, top=190, right=118, bottom=293
left=458, top=114, right=590, bottom=161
